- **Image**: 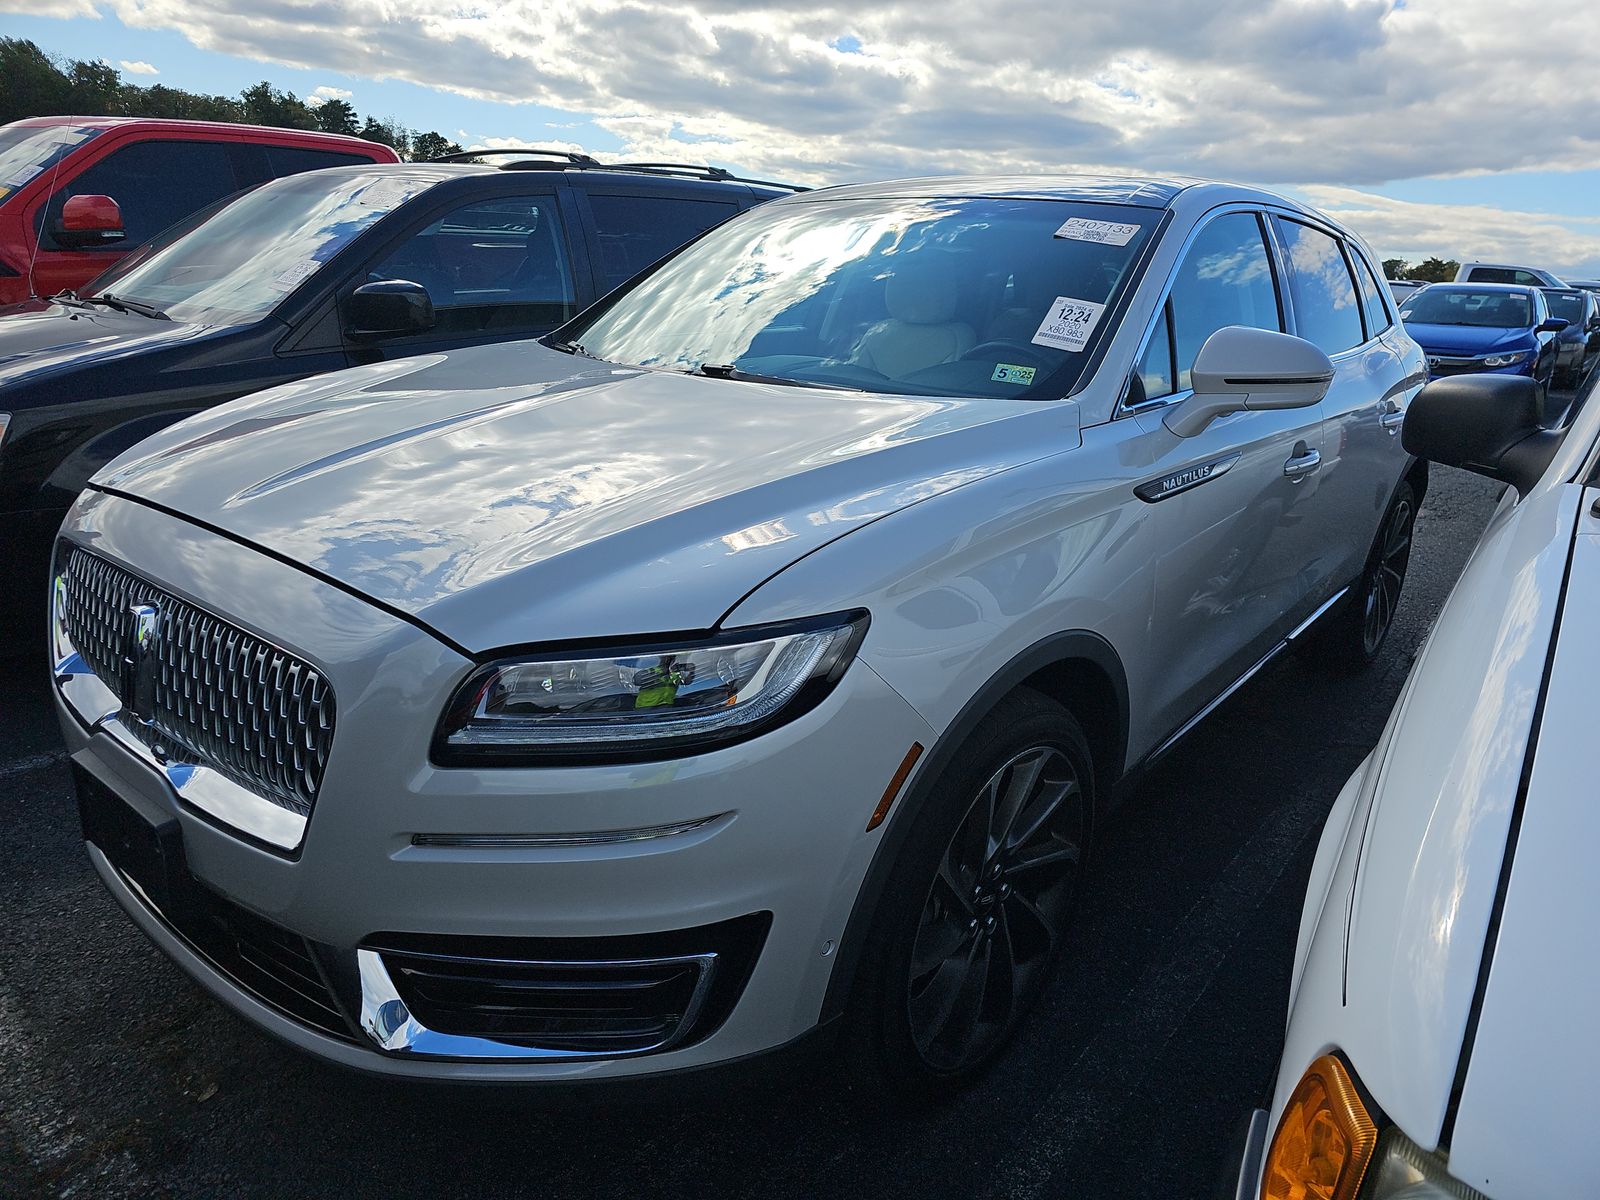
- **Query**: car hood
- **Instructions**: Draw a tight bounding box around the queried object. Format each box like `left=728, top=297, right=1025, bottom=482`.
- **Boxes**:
left=1331, top=483, right=1581, bottom=1159
left=1443, top=507, right=1600, bottom=1197
left=0, top=300, right=223, bottom=387
left=1403, top=322, right=1532, bottom=356
left=94, top=343, right=1072, bottom=651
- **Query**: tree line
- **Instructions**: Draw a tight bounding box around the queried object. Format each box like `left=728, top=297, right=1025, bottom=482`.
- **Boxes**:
left=0, top=38, right=465, bottom=161
left=1383, top=257, right=1461, bottom=283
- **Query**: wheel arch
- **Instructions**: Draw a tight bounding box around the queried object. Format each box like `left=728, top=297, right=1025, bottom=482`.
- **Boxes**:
left=819, top=629, right=1129, bottom=1023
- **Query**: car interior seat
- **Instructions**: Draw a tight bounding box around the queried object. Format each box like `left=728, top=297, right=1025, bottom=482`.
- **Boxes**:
left=851, top=255, right=976, bottom=378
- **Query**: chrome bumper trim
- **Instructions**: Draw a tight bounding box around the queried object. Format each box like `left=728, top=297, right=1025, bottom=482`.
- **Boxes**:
left=54, top=650, right=309, bottom=852
left=409, top=813, right=728, bottom=849
left=356, top=947, right=718, bottom=1060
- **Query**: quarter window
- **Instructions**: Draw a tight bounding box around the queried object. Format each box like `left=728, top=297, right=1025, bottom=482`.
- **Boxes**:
left=366, top=195, right=576, bottom=336
left=586, top=194, right=739, bottom=290
left=1274, top=218, right=1364, bottom=356
left=1351, top=251, right=1392, bottom=337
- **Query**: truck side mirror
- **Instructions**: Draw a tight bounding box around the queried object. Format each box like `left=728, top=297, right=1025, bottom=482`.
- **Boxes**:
left=54, top=195, right=126, bottom=249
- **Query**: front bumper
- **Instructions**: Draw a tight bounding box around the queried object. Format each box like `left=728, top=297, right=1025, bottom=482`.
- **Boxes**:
left=55, top=490, right=936, bottom=1081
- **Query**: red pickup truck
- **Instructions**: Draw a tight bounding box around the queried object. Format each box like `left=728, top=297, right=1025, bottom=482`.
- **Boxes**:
left=0, top=116, right=399, bottom=307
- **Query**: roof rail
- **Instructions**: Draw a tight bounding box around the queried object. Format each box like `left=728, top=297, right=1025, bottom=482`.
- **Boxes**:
left=609, top=162, right=808, bottom=191
left=430, top=148, right=600, bottom=165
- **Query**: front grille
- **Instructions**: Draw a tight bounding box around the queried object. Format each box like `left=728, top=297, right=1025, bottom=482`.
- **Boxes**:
left=60, top=547, right=335, bottom=817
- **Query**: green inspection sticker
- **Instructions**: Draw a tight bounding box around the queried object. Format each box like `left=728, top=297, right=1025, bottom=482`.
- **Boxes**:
left=991, top=363, right=1037, bottom=385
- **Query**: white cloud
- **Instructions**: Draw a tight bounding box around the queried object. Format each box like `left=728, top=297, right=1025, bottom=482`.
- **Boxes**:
left=305, top=84, right=353, bottom=106
left=118, top=59, right=158, bottom=75
left=17, top=0, right=1600, bottom=268
left=1303, top=186, right=1600, bottom=277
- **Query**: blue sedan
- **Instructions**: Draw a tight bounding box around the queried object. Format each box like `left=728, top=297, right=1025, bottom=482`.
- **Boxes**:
left=1399, top=282, right=1567, bottom=394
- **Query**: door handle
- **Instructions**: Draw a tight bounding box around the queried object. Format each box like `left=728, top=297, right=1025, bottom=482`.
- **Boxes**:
left=1380, top=399, right=1405, bottom=433
left=1283, top=445, right=1321, bottom=482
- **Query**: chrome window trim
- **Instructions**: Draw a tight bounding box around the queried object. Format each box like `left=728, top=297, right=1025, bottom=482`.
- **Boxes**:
left=356, top=946, right=719, bottom=1060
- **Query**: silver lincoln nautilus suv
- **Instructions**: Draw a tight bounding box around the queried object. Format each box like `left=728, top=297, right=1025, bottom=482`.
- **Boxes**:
left=52, top=174, right=1426, bottom=1090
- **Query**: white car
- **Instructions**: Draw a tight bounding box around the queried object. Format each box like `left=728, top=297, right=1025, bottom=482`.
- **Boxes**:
left=52, top=175, right=1427, bottom=1089
left=1232, top=370, right=1592, bottom=1198
left=1454, top=260, right=1567, bottom=288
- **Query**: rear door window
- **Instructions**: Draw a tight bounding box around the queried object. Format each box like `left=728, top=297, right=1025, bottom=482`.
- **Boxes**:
left=365, top=194, right=576, bottom=335
left=585, top=193, right=739, bottom=290
left=39, top=140, right=242, bottom=249
left=1351, top=251, right=1392, bottom=337
left=1273, top=218, right=1365, bottom=355
left=263, top=145, right=378, bottom=175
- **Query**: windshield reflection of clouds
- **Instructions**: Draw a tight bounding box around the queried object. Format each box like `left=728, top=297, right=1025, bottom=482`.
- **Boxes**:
left=101, top=172, right=433, bottom=325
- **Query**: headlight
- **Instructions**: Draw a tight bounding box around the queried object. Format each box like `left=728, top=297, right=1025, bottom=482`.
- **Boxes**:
left=1263, top=1055, right=1378, bottom=1200
left=1481, top=351, right=1530, bottom=367
left=433, top=611, right=869, bottom=765
left=1361, top=1128, right=1490, bottom=1199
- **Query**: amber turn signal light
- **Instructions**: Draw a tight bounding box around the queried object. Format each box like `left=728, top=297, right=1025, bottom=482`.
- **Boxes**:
left=1262, top=1054, right=1379, bottom=1200
left=866, top=743, right=924, bottom=831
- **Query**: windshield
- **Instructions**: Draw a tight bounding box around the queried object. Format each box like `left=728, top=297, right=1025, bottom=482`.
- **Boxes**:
left=0, top=123, right=105, bottom=207
left=82, top=169, right=440, bottom=324
left=1400, top=287, right=1533, bottom=328
left=1545, top=292, right=1586, bottom=324
left=560, top=196, right=1161, bottom=400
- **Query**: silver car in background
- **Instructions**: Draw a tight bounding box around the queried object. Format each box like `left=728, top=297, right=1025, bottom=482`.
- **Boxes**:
left=52, top=175, right=1426, bottom=1091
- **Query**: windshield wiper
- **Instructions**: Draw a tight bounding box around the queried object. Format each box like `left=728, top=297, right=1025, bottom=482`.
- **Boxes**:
left=548, top=339, right=598, bottom=358
left=691, top=362, right=862, bottom=391
left=82, top=293, right=170, bottom=320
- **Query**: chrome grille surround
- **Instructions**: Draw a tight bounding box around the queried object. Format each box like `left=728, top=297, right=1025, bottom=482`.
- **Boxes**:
left=58, top=547, right=336, bottom=821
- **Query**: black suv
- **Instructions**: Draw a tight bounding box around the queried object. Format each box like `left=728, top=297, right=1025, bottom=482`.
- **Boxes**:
left=0, top=151, right=797, bottom=637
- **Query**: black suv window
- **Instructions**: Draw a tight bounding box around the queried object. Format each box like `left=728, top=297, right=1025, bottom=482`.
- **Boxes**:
left=587, top=193, right=739, bottom=290
left=1138, top=211, right=1281, bottom=399
left=1274, top=217, right=1364, bottom=355
left=366, top=194, right=576, bottom=335
left=41, top=140, right=242, bottom=249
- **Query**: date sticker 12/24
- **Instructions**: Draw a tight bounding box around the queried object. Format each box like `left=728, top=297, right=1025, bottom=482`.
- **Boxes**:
left=1031, top=296, right=1106, bottom=353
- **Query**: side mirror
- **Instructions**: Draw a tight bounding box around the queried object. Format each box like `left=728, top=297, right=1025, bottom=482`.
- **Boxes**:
left=53, top=194, right=125, bottom=249
left=347, top=280, right=435, bottom=339
left=1164, top=326, right=1335, bottom=438
left=1538, top=317, right=1570, bottom=333
left=1401, top=375, right=1563, bottom=497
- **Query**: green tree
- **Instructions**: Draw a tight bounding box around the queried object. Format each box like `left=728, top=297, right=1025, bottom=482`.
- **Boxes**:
left=313, top=97, right=359, bottom=137
left=0, top=38, right=71, bottom=125
left=239, top=81, right=316, bottom=130
left=359, top=116, right=411, bottom=157
left=64, top=58, right=121, bottom=114
left=1382, top=258, right=1411, bottom=280
left=410, top=130, right=463, bottom=161
left=1411, top=257, right=1460, bottom=283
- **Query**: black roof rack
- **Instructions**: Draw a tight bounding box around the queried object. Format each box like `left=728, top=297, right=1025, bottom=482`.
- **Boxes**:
left=426, top=149, right=806, bottom=191
left=430, top=148, right=600, bottom=165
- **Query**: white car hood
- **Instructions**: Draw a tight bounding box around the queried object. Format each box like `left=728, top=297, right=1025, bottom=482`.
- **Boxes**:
left=1445, top=498, right=1600, bottom=1197
left=93, top=343, right=1072, bottom=650
left=1327, top=481, right=1580, bottom=1152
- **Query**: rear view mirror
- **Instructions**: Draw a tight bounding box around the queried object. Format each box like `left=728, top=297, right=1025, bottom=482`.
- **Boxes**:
left=1538, top=317, right=1570, bottom=333
left=54, top=194, right=125, bottom=250
left=347, top=280, right=435, bottom=339
left=1164, top=326, right=1335, bottom=438
left=1402, top=375, right=1563, bottom=497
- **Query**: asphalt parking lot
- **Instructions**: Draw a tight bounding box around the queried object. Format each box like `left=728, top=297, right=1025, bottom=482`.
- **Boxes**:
left=0, top=444, right=1530, bottom=1198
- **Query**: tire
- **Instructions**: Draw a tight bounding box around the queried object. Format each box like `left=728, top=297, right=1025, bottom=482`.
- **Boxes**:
left=845, top=687, right=1095, bottom=1098
left=1298, top=480, right=1416, bottom=674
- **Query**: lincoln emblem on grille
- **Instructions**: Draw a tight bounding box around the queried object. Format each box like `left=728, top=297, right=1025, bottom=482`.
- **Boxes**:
left=122, top=603, right=160, bottom=725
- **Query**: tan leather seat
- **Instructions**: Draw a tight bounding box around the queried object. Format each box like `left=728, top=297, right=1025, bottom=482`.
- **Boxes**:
left=852, top=258, right=975, bottom=378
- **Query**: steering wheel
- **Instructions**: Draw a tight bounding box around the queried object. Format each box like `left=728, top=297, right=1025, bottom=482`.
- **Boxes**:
left=960, top=341, right=1053, bottom=366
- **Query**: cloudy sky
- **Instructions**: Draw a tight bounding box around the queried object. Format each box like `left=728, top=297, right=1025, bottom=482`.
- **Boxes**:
left=7, top=0, right=1600, bottom=274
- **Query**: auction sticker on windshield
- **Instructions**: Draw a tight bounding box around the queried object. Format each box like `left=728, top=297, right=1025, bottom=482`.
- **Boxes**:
left=1031, top=296, right=1105, bottom=353
left=1054, top=218, right=1140, bottom=246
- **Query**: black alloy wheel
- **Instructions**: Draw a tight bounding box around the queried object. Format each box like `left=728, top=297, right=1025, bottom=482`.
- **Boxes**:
left=906, top=743, right=1087, bottom=1072
left=1360, top=488, right=1414, bottom=658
